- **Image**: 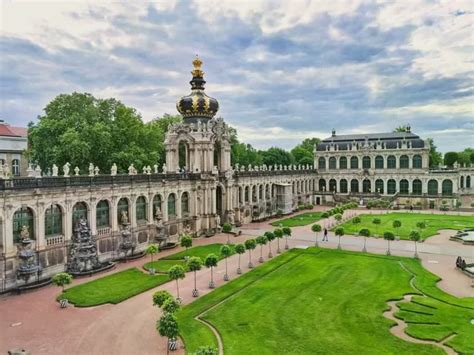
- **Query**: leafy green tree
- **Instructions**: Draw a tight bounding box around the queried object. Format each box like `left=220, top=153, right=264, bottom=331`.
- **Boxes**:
left=157, top=312, right=179, bottom=355
left=311, top=223, right=322, bottom=247
left=153, top=290, right=173, bottom=308
left=162, top=298, right=181, bottom=314
left=426, top=138, right=442, bottom=168
left=352, top=216, right=361, bottom=225
left=392, top=220, right=402, bottom=237
left=393, top=125, right=410, bottom=132
left=335, top=227, right=344, bottom=249
left=273, top=228, right=284, bottom=251
left=168, top=265, right=186, bottom=300
left=187, top=256, right=203, bottom=297
left=231, top=142, right=263, bottom=167
left=359, top=228, right=370, bottom=252
left=291, top=146, right=313, bottom=166
left=52, top=272, right=73, bottom=291
left=416, top=221, right=426, bottom=236
left=204, top=253, right=219, bottom=288
left=220, top=245, right=232, bottom=281
left=146, top=244, right=159, bottom=273
left=264, top=231, right=276, bottom=257
left=384, top=231, right=395, bottom=255
left=444, top=152, right=458, bottom=167
left=334, top=213, right=342, bottom=224
left=180, top=235, right=193, bottom=257
left=192, top=346, right=218, bottom=355
left=260, top=147, right=294, bottom=166
left=244, top=239, right=256, bottom=268
left=256, top=235, right=268, bottom=263
left=409, top=230, right=421, bottom=258
left=372, top=218, right=381, bottom=237
left=235, top=243, right=245, bottom=273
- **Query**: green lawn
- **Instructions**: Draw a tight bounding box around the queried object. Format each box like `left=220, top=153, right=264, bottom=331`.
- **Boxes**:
left=178, top=248, right=474, bottom=354
left=271, top=212, right=323, bottom=227
left=61, top=268, right=169, bottom=307
left=336, top=213, right=474, bottom=240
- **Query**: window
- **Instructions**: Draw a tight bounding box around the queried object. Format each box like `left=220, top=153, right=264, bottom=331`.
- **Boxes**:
left=329, top=179, right=337, bottom=192
left=412, top=179, right=422, bottom=195
left=362, top=156, right=371, bottom=169
left=239, top=187, right=243, bottom=204
left=350, top=179, right=359, bottom=193
left=329, top=157, right=336, bottom=170
left=73, top=202, right=88, bottom=227
left=400, top=179, right=409, bottom=194
left=136, top=196, right=147, bottom=222
left=259, top=185, right=263, bottom=199
left=318, top=179, right=326, bottom=191
left=318, top=157, right=326, bottom=170
left=245, top=186, right=249, bottom=202
left=362, top=179, right=371, bottom=193
left=413, top=155, right=422, bottom=169
left=12, top=159, right=20, bottom=176
left=96, top=200, right=110, bottom=228
left=387, top=179, right=396, bottom=194
left=168, top=193, right=176, bottom=217
left=460, top=176, right=464, bottom=188
left=375, top=156, right=384, bottom=169
left=45, top=204, right=62, bottom=236
left=428, top=180, right=438, bottom=195
left=153, top=195, right=162, bottom=218
left=181, top=192, right=189, bottom=216
left=400, top=155, right=409, bottom=169
left=13, top=207, right=34, bottom=242
left=375, top=179, right=384, bottom=194
left=467, top=176, right=471, bottom=188
left=117, top=198, right=129, bottom=224
left=339, top=157, right=347, bottom=169
left=252, top=186, right=257, bottom=202
left=387, top=155, right=396, bottom=169
left=350, top=157, right=359, bottom=169
left=340, top=179, right=348, bottom=193
left=442, top=179, right=453, bottom=196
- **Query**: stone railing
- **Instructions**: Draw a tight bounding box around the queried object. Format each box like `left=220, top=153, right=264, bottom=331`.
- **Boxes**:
left=46, top=235, right=65, bottom=246
left=97, top=227, right=112, bottom=236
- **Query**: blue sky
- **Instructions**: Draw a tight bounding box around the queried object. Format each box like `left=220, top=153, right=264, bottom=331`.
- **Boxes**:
left=1, top=0, right=473, bottom=151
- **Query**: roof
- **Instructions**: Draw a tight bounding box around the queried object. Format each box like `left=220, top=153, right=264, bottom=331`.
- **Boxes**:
left=321, top=132, right=419, bottom=142
left=0, top=123, right=27, bottom=137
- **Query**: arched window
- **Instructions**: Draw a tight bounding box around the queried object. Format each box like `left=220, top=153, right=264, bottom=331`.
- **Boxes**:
left=45, top=204, right=63, bottom=236
left=350, top=179, right=359, bottom=193
left=412, top=179, right=422, bottom=195
left=239, top=187, right=243, bottom=204
left=375, top=179, right=384, bottom=194
left=442, top=179, right=453, bottom=196
left=467, top=176, right=471, bottom=188
left=318, top=179, right=326, bottom=192
left=350, top=157, right=359, bottom=169
left=168, top=193, right=176, bottom=218
left=329, top=179, right=337, bottom=192
left=362, top=156, right=371, bottom=169
left=117, top=198, right=129, bottom=224
left=387, top=155, right=396, bottom=169
left=318, top=157, right=326, bottom=170
left=136, top=196, right=147, bottom=222
left=12, top=159, right=20, bottom=176
left=428, top=180, right=438, bottom=195
left=340, top=179, right=348, bottom=193
left=179, top=141, right=189, bottom=169
left=252, top=186, right=257, bottom=202
left=13, top=207, right=34, bottom=242
left=153, top=195, right=162, bottom=218
left=181, top=192, right=189, bottom=216
left=245, top=186, right=249, bottom=202
left=413, top=155, right=422, bottom=169
left=375, top=156, right=384, bottom=169
left=73, top=202, right=88, bottom=227
left=96, top=200, right=110, bottom=228
left=259, top=185, right=263, bottom=199
left=329, top=157, right=336, bottom=170
left=460, top=176, right=464, bottom=188
left=339, top=157, right=347, bottom=169
left=400, top=179, right=409, bottom=194
left=363, top=179, right=371, bottom=193
left=265, top=185, right=270, bottom=199
left=387, top=179, right=396, bottom=194
left=214, top=142, right=221, bottom=170
left=400, top=155, right=409, bottom=169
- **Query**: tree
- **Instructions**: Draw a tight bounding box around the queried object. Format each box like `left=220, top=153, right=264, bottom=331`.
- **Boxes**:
left=222, top=223, right=232, bottom=244
left=274, top=228, right=285, bottom=251
left=392, top=220, right=402, bottom=238
left=444, top=152, right=458, bottom=167
left=282, top=227, right=292, bottom=250
left=409, top=230, right=421, bottom=258
left=204, top=253, right=218, bottom=288
left=264, top=231, right=276, bottom=258
left=416, top=221, right=426, bottom=237
left=220, top=245, right=232, bottom=281
left=162, top=297, right=181, bottom=314
left=244, top=239, right=256, bottom=268
left=393, top=125, right=410, bottom=132
left=146, top=244, right=159, bottom=273
left=372, top=218, right=381, bottom=237
left=168, top=265, right=185, bottom=300
left=187, top=256, right=203, bottom=297
left=231, top=142, right=263, bottom=167
left=192, top=346, right=218, bottom=355
left=334, top=213, right=342, bottom=224
left=256, top=235, right=268, bottom=263
left=335, top=227, right=344, bottom=249
left=311, top=223, right=322, bottom=247
left=180, top=235, right=193, bottom=257
left=235, top=243, right=245, bottom=274
left=260, top=147, right=294, bottom=166
left=426, top=138, right=442, bottom=168
left=384, top=231, right=395, bottom=255
left=153, top=290, right=173, bottom=308
left=291, top=138, right=320, bottom=165
left=352, top=216, right=361, bottom=225
left=52, top=272, right=73, bottom=292
left=157, top=312, right=179, bottom=354
left=359, top=228, right=370, bottom=252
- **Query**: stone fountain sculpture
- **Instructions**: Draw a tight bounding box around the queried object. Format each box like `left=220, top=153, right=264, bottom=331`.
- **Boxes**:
left=16, top=226, right=41, bottom=284
left=154, top=210, right=176, bottom=250
left=117, top=211, right=137, bottom=259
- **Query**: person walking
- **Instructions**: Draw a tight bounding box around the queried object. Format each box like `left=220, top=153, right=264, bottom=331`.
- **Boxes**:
left=323, top=228, right=328, bottom=242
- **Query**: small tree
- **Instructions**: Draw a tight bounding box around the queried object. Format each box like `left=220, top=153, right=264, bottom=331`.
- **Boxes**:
left=282, top=227, right=292, bottom=250
left=256, top=235, right=267, bottom=263
left=180, top=235, right=193, bottom=257
left=372, top=218, right=381, bottom=237
left=222, top=223, right=232, bottom=244
left=334, top=213, right=342, bottom=225
left=244, top=238, right=256, bottom=268
left=359, top=228, right=370, bottom=252
left=311, top=223, right=322, bottom=247
left=235, top=243, right=245, bottom=274
left=392, top=220, right=402, bottom=238
left=146, top=244, right=159, bottom=274
left=157, top=312, right=179, bottom=354
left=192, top=346, right=218, bottom=355
left=409, top=230, right=421, bottom=258
left=162, top=297, right=181, bottom=314
left=352, top=216, right=361, bottom=225
left=335, top=227, right=344, bottom=249
left=220, top=245, right=232, bottom=281
left=264, top=231, right=275, bottom=258
left=274, top=228, right=285, bottom=251
left=168, top=265, right=186, bottom=301
left=384, top=231, right=395, bottom=255
left=153, top=290, right=173, bottom=308
left=52, top=272, right=73, bottom=292
left=416, top=221, right=426, bottom=237
left=187, top=256, right=203, bottom=297
left=204, top=253, right=218, bottom=288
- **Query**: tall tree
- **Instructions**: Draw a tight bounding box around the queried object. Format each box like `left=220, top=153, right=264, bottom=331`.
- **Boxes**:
left=260, top=147, right=294, bottom=166
left=291, top=137, right=320, bottom=165
left=426, top=138, right=442, bottom=168
left=444, top=152, right=458, bottom=167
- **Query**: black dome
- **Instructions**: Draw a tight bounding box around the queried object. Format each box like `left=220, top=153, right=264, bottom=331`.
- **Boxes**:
left=176, top=56, right=219, bottom=123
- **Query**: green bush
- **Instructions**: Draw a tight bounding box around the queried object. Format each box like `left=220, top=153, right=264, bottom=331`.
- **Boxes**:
left=222, top=223, right=232, bottom=233
left=321, top=212, right=329, bottom=219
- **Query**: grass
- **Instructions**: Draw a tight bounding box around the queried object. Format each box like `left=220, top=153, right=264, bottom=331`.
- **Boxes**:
left=60, top=268, right=169, bottom=307
left=178, top=248, right=474, bottom=354
left=271, top=211, right=323, bottom=227
left=336, top=213, right=474, bottom=240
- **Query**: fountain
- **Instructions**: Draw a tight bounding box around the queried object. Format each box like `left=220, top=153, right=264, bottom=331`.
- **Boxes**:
left=450, top=229, right=474, bottom=245
left=154, top=211, right=177, bottom=250
left=67, top=218, right=114, bottom=276
left=116, top=211, right=145, bottom=261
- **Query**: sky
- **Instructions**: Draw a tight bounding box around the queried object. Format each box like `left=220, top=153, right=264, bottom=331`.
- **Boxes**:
left=1, top=0, right=473, bottom=152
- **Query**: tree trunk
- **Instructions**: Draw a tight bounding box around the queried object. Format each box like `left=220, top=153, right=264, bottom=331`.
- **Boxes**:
left=238, top=254, right=241, bottom=269
left=194, top=270, right=197, bottom=290
left=176, top=279, right=180, bottom=299
left=225, top=257, right=228, bottom=275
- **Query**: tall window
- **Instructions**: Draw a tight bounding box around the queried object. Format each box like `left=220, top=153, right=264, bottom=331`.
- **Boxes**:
left=96, top=200, right=110, bottom=228
left=329, top=157, right=336, bottom=170
left=45, top=204, right=62, bottom=236
left=442, top=179, right=453, bottom=196
left=339, top=157, right=347, bottom=169
left=428, top=180, right=438, bottom=195
left=413, top=155, right=422, bottom=169
left=460, top=176, right=464, bottom=188
left=181, top=192, right=189, bottom=216
left=168, top=193, right=176, bottom=218
left=350, top=157, right=359, bottom=169
left=73, top=202, right=88, bottom=227
left=375, top=179, right=384, bottom=194
left=318, top=157, right=326, bottom=170
left=350, top=179, right=359, bottom=193
left=245, top=186, right=249, bottom=202
left=136, top=196, right=147, bottom=222
left=467, top=176, right=471, bottom=188
left=13, top=207, right=34, bottom=242
left=362, top=156, right=371, bottom=169
left=318, top=179, right=326, bottom=191
left=375, top=156, right=384, bottom=169
left=329, top=179, right=337, bottom=192
left=153, top=194, right=162, bottom=218
left=12, top=159, right=20, bottom=176
left=363, top=179, right=371, bottom=193
left=387, top=179, right=396, bottom=194
left=400, top=155, right=409, bottom=169
left=340, top=179, right=348, bottom=193
left=400, top=179, right=409, bottom=194
left=117, top=198, right=129, bottom=223
left=412, top=179, right=422, bottom=195
left=387, top=155, right=396, bottom=169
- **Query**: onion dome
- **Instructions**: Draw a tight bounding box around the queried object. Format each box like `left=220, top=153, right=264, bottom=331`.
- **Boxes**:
left=176, top=55, right=219, bottom=124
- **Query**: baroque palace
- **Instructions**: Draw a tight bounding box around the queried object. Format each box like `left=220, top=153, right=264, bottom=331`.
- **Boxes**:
left=0, top=57, right=472, bottom=292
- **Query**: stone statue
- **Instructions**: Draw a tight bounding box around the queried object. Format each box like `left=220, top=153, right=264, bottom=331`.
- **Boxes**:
left=120, top=211, right=129, bottom=225
left=63, top=162, right=70, bottom=177
left=4, top=163, right=11, bottom=177
left=0, top=164, right=4, bottom=179
left=227, top=210, right=235, bottom=225
left=153, top=164, right=158, bottom=173
left=88, top=163, right=94, bottom=177
left=27, top=164, right=34, bottom=177
left=74, top=166, right=80, bottom=176
left=215, top=214, right=221, bottom=227
left=111, top=163, right=117, bottom=176
left=34, top=165, right=42, bottom=178
left=52, top=164, right=59, bottom=177
left=128, top=164, right=135, bottom=175
left=162, top=163, right=167, bottom=173
left=94, top=166, right=99, bottom=176
left=20, top=225, right=30, bottom=240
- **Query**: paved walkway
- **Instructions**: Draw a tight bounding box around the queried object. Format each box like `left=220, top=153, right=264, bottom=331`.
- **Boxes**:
left=1, top=208, right=472, bottom=354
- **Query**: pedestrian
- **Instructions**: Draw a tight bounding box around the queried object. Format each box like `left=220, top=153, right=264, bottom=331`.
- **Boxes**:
left=410, top=205, right=413, bottom=212
left=323, top=228, right=328, bottom=241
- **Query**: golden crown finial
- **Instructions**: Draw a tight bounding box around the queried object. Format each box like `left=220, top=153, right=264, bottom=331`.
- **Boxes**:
left=191, top=54, right=204, bottom=77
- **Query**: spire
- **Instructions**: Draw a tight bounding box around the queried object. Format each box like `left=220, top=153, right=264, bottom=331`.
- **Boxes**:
left=190, top=55, right=206, bottom=90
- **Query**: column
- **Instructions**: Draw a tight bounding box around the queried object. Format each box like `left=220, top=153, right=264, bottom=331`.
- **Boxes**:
left=64, top=202, right=73, bottom=241
left=176, top=191, right=182, bottom=219
left=111, top=197, right=118, bottom=232
left=162, top=193, right=169, bottom=222
left=130, top=196, right=137, bottom=228
left=147, top=193, right=154, bottom=222
left=5, top=207, right=14, bottom=255
left=36, top=206, right=46, bottom=250
left=90, top=201, right=97, bottom=235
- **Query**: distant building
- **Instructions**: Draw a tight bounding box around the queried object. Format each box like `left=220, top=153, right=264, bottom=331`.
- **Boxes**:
left=0, top=120, right=28, bottom=176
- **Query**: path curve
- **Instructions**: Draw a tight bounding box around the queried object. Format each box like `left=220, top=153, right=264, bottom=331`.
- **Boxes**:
left=194, top=316, right=224, bottom=355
